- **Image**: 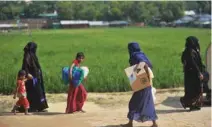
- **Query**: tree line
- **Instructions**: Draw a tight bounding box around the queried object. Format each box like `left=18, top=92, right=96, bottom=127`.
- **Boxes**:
left=0, top=1, right=211, bottom=23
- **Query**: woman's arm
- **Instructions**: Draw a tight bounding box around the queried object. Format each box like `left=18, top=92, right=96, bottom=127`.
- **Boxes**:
left=191, top=51, right=203, bottom=80
left=13, top=84, right=19, bottom=99
left=133, top=62, right=150, bottom=81
left=144, top=63, right=150, bottom=81
left=23, top=74, right=33, bottom=82
left=69, top=63, right=75, bottom=79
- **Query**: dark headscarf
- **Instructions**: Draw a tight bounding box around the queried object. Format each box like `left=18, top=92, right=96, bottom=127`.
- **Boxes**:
left=23, top=42, right=41, bottom=71
left=128, top=42, right=141, bottom=56
left=128, top=42, right=153, bottom=68
left=185, top=36, right=200, bottom=52
left=24, top=42, right=37, bottom=53
left=182, top=36, right=203, bottom=72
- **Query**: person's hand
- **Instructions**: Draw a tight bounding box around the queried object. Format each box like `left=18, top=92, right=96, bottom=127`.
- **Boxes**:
left=23, top=78, right=28, bottom=82
left=27, top=74, right=33, bottom=80
left=199, top=73, right=204, bottom=80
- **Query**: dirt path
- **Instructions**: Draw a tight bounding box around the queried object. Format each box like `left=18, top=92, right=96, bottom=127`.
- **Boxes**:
left=0, top=89, right=211, bottom=127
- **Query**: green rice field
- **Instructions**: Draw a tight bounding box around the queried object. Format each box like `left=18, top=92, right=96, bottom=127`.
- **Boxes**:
left=0, top=27, right=210, bottom=94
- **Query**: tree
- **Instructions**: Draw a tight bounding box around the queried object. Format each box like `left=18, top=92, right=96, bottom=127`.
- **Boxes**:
left=157, top=1, right=185, bottom=22
left=140, top=2, right=160, bottom=23
left=0, top=1, right=24, bottom=20
left=197, top=1, right=211, bottom=14
left=128, top=1, right=144, bottom=22
left=56, top=2, right=73, bottom=20
left=71, top=1, right=85, bottom=20
left=74, top=2, right=97, bottom=20
left=185, top=1, right=211, bottom=14
left=10, top=4, right=25, bottom=19
left=185, top=1, right=199, bottom=11
left=2, top=1, right=209, bottom=22
left=93, top=2, right=106, bottom=20
left=0, top=2, right=10, bottom=20
left=23, top=1, right=48, bottom=18
left=119, top=1, right=133, bottom=21
left=82, top=6, right=97, bottom=20
left=168, top=2, right=185, bottom=20
left=46, top=1, right=57, bottom=13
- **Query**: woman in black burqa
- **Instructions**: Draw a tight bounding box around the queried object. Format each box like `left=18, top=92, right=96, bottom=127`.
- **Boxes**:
left=18, top=42, right=48, bottom=112
left=180, top=36, right=204, bottom=111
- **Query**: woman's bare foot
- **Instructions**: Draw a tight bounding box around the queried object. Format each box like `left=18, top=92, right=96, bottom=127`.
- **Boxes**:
left=120, top=124, right=132, bottom=127
left=11, top=106, right=18, bottom=115
left=80, top=109, right=86, bottom=113
left=11, top=109, right=16, bottom=115
left=25, top=112, right=29, bottom=115
left=151, top=120, right=158, bottom=127
left=151, top=124, right=158, bottom=127
left=180, top=98, right=186, bottom=109
left=25, top=109, right=30, bottom=115
left=120, top=122, right=133, bottom=127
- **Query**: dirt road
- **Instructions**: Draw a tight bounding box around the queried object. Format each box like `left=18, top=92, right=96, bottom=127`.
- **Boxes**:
left=0, top=88, right=211, bottom=127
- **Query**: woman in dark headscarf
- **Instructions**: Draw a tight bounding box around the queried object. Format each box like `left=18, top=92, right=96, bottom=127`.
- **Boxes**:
left=128, top=42, right=153, bottom=69
left=121, top=42, right=158, bottom=127
left=180, top=36, right=204, bottom=111
left=18, top=42, right=48, bottom=112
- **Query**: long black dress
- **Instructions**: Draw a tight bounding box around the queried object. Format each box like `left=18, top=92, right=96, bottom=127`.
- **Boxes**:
left=180, top=36, right=203, bottom=110
left=18, top=42, right=48, bottom=112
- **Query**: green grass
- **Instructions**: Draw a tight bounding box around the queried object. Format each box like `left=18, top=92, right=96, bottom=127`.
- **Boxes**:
left=0, top=27, right=210, bottom=94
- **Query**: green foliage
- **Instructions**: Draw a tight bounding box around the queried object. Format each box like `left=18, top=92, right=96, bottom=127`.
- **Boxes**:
left=56, top=2, right=73, bottom=20
left=0, top=1, right=210, bottom=22
left=23, top=2, right=49, bottom=18
left=0, top=1, right=24, bottom=20
left=185, top=1, right=211, bottom=14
